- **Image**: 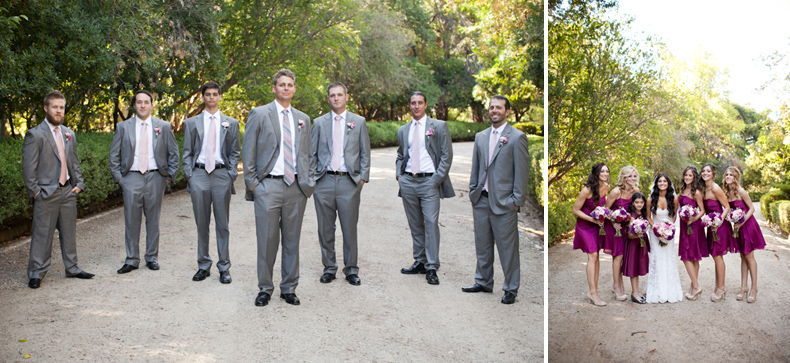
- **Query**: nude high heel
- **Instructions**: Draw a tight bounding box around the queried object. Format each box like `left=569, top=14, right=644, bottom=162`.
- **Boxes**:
left=747, top=289, right=757, bottom=303
left=587, top=293, right=607, bottom=307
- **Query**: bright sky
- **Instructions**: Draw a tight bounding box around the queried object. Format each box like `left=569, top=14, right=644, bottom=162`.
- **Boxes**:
left=616, top=0, right=790, bottom=112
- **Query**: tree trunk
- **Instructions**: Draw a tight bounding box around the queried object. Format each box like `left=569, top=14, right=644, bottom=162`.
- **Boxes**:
left=434, top=96, right=449, bottom=121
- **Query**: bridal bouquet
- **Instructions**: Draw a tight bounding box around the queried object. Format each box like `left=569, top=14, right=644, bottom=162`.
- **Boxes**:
left=726, top=208, right=746, bottom=238
left=590, top=206, right=610, bottom=236
left=608, top=207, right=631, bottom=237
left=629, top=218, right=650, bottom=247
left=652, top=221, right=675, bottom=247
left=678, top=205, right=699, bottom=235
left=701, top=212, right=723, bottom=242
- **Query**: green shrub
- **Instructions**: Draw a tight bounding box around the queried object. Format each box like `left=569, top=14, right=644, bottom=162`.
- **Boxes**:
left=749, top=191, right=764, bottom=203
left=0, top=131, right=185, bottom=227
left=512, top=122, right=543, bottom=136
left=760, top=190, right=785, bottom=222
left=773, top=200, right=790, bottom=234
left=549, top=201, right=575, bottom=244
left=527, top=135, right=544, bottom=205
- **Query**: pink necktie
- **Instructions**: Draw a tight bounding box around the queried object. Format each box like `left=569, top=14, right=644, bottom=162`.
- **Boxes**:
left=330, top=115, right=343, bottom=171
left=205, top=115, right=217, bottom=174
left=410, top=121, right=421, bottom=173
left=139, top=121, right=149, bottom=173
left=484, top=129, right=498, bottom=191
left=54, top=127, right=67, bottom=185
left=282, top=110, right=295, bottom=185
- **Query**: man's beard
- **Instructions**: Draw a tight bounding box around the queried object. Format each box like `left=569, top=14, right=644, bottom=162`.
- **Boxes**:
left=46, top=111, right=63, bottom=126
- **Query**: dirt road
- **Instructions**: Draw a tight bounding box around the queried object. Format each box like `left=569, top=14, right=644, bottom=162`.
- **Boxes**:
left=0, top=142, right=544, bottom=362
left=549, top=206, right=790, bottom=362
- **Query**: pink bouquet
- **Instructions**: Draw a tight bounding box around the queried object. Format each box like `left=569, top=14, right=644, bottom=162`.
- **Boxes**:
left=607, top=207, right=631, bottom=237
left=590, top=206, right=610, bottom=236
left=678, top=205, right=699, bottom=235
left=652, top=221, right=676, bottom=247
left=726, top=208, right=746, bottom=238
left=629, top=217, right=650, bottom=247
left=701, top=212, right=723, bottom=242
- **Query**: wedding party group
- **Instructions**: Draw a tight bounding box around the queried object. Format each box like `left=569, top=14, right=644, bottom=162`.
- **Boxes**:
left=572, top=162, right=766, bottom=306
left=20, top=68, right=530, bottom=306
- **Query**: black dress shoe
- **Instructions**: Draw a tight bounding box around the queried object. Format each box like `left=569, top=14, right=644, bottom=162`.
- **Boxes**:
left=67, top=271, right=95, bottom=279
left=462, top=283, right=493, bottom=293
left=345, top=274, right=361, bottom=286
left=401, top=261, right=427, bottom=274
left=426, top=269, right=439, bottom=285
left=117, top=264, right=138, bottom=274
left=255, top=292, right=270, bottom=306
left=631, top=295, right=647, bottom=304
left=319, top=273, right=336, bottom=283
left=146, top=261, right=160, bottom=270
left=192, top=269, right=210, bottom=281
left=219, top=271, right=232, bottom=284
left=501, top=292, right=517, bottom=304
left=28, top=278, right=41, bottom=289
left=280, top=293, right=301, bottom=305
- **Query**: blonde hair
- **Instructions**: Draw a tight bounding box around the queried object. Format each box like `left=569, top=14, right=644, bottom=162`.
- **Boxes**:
left=615, top=166, right=639, bottom=191
left=723, top=166, right=742, bottom=199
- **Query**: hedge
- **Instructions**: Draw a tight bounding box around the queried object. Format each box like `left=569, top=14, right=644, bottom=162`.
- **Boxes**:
left=549, top=201, right=575, bottom=244
left=1, top=120, right=545, bottom=235
left=760, top=190, right=786, bottom=222
left=512, top=122, right=544, bottom=136
left=770, top=200, right=790, bottom=234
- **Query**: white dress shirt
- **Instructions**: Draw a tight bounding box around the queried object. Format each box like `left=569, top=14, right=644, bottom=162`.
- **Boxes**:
left=405, top=115, right=436, bottom=174
left=330, top=110, right=348, bottom=172
left=131, top=115, right=157, bottom=171
left=271, top=100, right=298, bottom=176
left=44, top=119, right=70, bottom=181
left=196, top=110, right=224, bottom=165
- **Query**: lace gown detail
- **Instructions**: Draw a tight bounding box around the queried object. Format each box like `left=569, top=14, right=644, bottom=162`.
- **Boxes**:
left=645, top=208, right=684, bottom=303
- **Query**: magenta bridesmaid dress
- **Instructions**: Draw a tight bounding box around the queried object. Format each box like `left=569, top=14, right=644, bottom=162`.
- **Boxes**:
left=621, top=212, right=650, bottom=277
left=573, top=197, right=606, bottom=253
left=704, top=199, right=733, bottom=256
left=678, top=195, right=709, bottom=261
left=729, top=200, right=766, bottom=255
left=603, top=198, right=630, bottom=256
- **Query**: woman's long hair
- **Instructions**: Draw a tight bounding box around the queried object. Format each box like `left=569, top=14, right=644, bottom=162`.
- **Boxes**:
left=615, top=166, right=638, bottom=192
left=650, top=173, right=676, bottom=217
left=629, top=192, right=648, bottom=217
left=679, top=165, right=702, bottom=198
left=583, top=162, right=607, bottom=202
left=701, top=163, right=717, bottom=185
left=723, top=166, right=742, bottom=200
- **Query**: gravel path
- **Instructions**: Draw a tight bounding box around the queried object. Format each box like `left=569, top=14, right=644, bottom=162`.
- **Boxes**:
left=548, top=205, right=790, bottom=362
left=0, top=142, right=544, bottom=362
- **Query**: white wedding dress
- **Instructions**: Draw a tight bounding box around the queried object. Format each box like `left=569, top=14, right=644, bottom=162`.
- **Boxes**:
left=645, top=208, right=684, bottom=303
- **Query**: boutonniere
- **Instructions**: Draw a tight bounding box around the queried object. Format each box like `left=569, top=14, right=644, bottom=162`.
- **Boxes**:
left=499, top=135, right=508, bottom=145
left=154, top=127, right=162, bottom=135
left=65, top=133, right=72, bottom=141
left=347, top=122, right=355, bottom=130
left=221, top=121, right=229, bottom=129
left=426, top=128, right=435, bottom=137
left=298, top=119, right=306, bottom=130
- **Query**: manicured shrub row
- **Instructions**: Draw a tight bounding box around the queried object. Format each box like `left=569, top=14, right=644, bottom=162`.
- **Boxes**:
left=771, top=200, right=790, bottom=234
left=548, top=201, right=575, bottom=244
left=760, top=190, right=786, bottom=222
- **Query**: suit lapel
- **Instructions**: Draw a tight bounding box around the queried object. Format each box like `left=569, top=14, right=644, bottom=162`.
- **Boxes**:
left=342, top=114, right=352, bottom=150
left=292, top=111, right=301, bottom=157
left=196, top=112, right=205, bottom=151
left=489, top=124, right=510, bottom=165
left=219, top=113, right=227, bottom=149
left=128, top=116, right=137, bottom=156
left=268, top=102, right=281, bottom=147
left=41, top=122, right=60, bottom=161
left=424, top=118, right=435, bottom=164
left=151, top=118, right=160, bottom=153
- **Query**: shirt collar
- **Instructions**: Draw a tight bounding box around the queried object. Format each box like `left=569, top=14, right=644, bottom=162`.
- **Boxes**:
left=331, top=110, right=347, bottom=122
left=136, top=115, right=152, bottom=125
left=274, top=99, right=292, bottom=115
left=44, top=119, right=60, bottom=133
left=491, top=123, right=506, bottom=135
left=411, top=115, right=427, bottom=125
left=204, top=110, right=220, bottom=120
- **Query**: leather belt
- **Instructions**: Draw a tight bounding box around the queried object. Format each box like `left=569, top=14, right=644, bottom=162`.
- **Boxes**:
left=326, top=171, right=349, bottom=176
left=405, top=172, right=433, bottom=178
left=265, top=175, right=284, bottom=179
left=132, top=169, right=158, bottom=174
left=196, top=163, right=226, bottom=170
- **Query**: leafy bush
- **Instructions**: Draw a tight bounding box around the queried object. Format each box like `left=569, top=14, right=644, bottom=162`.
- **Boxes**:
left=512, top=122, right=543, bottom=136
left=774, top=200, right=790, bottom=234
left=760, top=190, right=786, bottom=222
left=527, top=136, right=544, bottom=204
left=549, top=201, right=575, bottom=244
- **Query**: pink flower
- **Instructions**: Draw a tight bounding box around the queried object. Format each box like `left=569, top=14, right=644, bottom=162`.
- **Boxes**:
left=347, top=122, right=355, bottom=130
left=154, top=127, right=161, bottom=135
left=426, top=129, right=435, bottom=136
left=221, top=121, right=230, bottom=129
left=500, top=135, right=508, bottom=145
left=65, top=133, right=72, bottom=141
left=298, top=119, right=306, bottom=129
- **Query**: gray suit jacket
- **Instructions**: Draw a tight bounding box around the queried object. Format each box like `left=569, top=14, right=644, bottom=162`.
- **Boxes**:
left=395, top=118, right=455, bottom=198
left=242, top=101, right=316, bottom=200
left=109, top=116, right=180, bottom=183
left=22, top=122, right=85, bottom=203
left=311, top=111, right=371, bottom=185
left=469, top=123, right=529, bottom=214
left=181, top=111, right=241, bottom=194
